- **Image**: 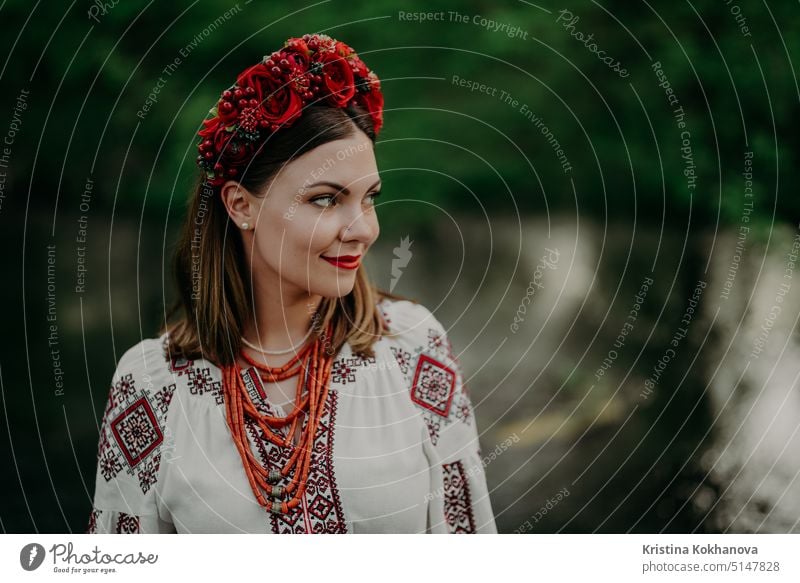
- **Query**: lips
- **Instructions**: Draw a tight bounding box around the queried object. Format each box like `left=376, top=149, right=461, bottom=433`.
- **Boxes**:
left=321, top=254, right=361, bottom=270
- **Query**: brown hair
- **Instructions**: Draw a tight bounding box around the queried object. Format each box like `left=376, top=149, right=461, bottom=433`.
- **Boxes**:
left=161, top=103, right=411, bottom=367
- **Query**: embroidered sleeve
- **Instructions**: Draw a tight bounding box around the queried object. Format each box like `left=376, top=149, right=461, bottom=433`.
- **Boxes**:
left=86, top=339, right=177, bottom=534
left=388, top=300, right=497, bottom=534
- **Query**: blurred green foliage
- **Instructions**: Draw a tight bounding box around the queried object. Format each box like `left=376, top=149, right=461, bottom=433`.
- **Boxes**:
left=1, top=0, right=797, bottom=230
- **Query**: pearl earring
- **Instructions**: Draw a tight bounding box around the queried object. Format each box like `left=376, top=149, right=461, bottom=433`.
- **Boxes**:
left=241, top=222, right=249, bottom=230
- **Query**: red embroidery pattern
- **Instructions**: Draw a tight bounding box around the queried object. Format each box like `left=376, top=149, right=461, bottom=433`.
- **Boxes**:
left=111, top=397, right=163, bottom=466
left=378, top=299, right=393, bottom=332
left=356, top=353, right=377, bottom=366
left=186, top=366, right=224, bottom=405
left=393, top=321, right=474, bottom=443
left=390, top=346, right=412, bottom=375
left=99, top=448, right=123, bottom=481
left=86, top=509, right=101, bottom=533
left=427, top=328, right=446, bottom=354
left=442, top=460, right=475, bottom=533
left=153, top=383, right=176, bottom=414
left=86, top=509, right=143, bottom=534
left=453, top=392, right=473, bottom=425
left=411, top=354, right=456, bottom=417
left=331, top=354, right=377, bottom=385
left=114, top=373, right=138, bottom=401
left=136, top=453, right=161, bottom=494
left=97, top=368, right=175, bottom=494
left=115, top=513, right=141, bottom=534
left=243, top=372, right=347, bottom=534
left=167, top=352, right=192, bottom=374
left=331, top=358, right=358, bottom=385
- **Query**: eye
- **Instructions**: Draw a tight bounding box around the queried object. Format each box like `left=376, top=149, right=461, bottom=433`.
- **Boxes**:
left=310, top=191, right=382, bottom=209
left=310, top=194, right=337, bottom=208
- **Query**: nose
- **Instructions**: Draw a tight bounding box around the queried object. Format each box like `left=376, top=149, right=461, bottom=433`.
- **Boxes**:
left=340, top=206, right=377, bottom=244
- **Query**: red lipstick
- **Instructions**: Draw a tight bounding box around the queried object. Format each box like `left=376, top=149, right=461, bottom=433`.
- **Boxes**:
left=321, top=254, right=361, bottom=270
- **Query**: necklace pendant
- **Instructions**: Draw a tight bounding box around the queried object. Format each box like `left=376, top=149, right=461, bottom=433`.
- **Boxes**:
left=267, top=469, right=281, bottom=483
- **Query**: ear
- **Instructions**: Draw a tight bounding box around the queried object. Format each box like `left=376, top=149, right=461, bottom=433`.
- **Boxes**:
left=219, top=180, right=257, bottom=229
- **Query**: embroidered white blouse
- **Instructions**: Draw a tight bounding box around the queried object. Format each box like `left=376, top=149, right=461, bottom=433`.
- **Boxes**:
left=87, top=298, right=496, bottom=534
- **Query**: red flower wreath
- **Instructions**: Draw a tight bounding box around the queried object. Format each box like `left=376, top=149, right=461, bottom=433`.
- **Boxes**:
left=196, top=33, right=384, bottom=187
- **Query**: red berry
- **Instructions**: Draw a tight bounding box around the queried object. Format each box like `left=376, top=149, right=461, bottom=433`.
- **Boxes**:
left=234, top=88, right=243, bottom=98
left=222, top=90, right=232, bottom=99
left=271, top=66, right=281, bottom=75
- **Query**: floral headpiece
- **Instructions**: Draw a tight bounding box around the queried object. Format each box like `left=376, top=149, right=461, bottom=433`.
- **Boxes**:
left=196, top=33, right=384, bottom=187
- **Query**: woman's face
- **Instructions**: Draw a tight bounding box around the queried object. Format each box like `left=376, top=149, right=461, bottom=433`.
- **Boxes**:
left=241, top=129, right=381, bottom=299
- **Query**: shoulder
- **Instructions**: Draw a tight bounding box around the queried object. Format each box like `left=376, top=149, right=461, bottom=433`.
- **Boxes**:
left=113, top=333, right=212, bottom=385
left=106, top=334, right=181, bottom=405
left=378, top=297, right=455, bottom=365
left=102, top=335, right=180, bottom=448
left=113, top=334, right=172, bottom=381
left=378, top=296, right=448, bottom=342
left=104, top=334, right=178, bottom=428
left=377, top=298, right=472, bottom=445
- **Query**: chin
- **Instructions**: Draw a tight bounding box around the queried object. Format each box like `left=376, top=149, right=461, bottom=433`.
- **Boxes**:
left=316, top=280, right=357, bottom=298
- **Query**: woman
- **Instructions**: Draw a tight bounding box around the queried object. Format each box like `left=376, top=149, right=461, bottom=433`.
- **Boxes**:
left=87, top=33, right=496, bottom=534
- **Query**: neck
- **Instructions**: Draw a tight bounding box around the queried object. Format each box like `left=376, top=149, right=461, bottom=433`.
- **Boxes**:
left=243, top=280, right=323, bottom=352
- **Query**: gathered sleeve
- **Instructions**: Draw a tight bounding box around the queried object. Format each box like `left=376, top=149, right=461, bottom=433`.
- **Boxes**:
left=384, top=299, right=498, bottom=533
left=86, top=338, right=177, bottom=534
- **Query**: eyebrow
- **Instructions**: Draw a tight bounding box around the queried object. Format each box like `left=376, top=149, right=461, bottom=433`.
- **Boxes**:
left=304, top=179, right=381, bottom=196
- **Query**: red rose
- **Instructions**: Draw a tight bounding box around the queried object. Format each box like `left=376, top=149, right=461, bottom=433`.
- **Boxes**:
left=283, top=38, right=310, bottom=68
left=235, top=57, right=305, bottom=125
left=356, top=88, right=384, bottom=135
left=259, top=74, right=304, bottom=127
left=198, top=115, right=222, bottom=139
left=315, top=51, right=355, bottom=107
left=307, top=34, right=336, bottom=53
left=213, top=124, right=251, bottom=166
left=334, top=40, right=354, bottom=57
left=236, top=62, right=274, bottom=103
left=285, top=37, right=309, bottom=54
left=350, top=55, right=369, bottom=78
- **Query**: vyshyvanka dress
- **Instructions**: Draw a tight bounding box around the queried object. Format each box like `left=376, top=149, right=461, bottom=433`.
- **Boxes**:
left=87, top=298, right=497, bottom=533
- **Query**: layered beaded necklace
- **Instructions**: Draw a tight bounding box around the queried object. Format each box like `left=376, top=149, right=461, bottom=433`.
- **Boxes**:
left=220, top=321, right=334, bottom=515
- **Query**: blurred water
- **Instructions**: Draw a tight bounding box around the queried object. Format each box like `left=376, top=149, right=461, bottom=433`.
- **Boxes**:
left=369, top=216, right=800, bottom=533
